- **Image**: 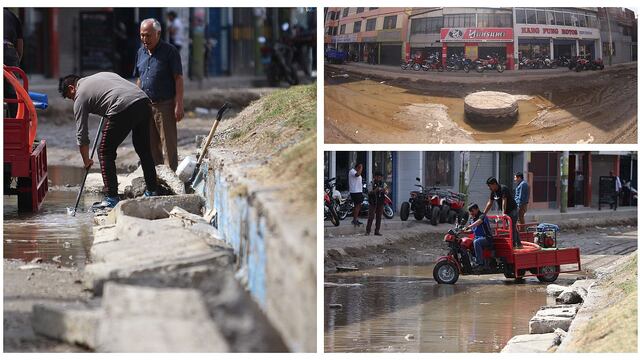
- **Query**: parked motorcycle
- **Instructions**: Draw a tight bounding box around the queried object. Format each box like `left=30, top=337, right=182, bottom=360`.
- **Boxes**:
left=446, top=53, right=472, bottom=73
left=260, top=36, right=299, bottom=86
left=422, top=53, right=444, bottom=72
left=475, top=54, right=505, bottom=73
left=338, top=182, right=370, bottom=221
left=401, top=56, right=421, bottom=71
left=324, top=177, right=340, bottom=226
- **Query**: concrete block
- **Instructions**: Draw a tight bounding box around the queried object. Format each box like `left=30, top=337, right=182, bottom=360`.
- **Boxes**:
left=556, top=289, right=586, bottom=304
left=32, top=303, right=101, bottom=348
left=115, top=195, right=204, bottom=220
left=501, top=333, right=557, bottom=352
left=96, top=283, right=229, bottom=352
left=546, top=284, right=569, bottom=297
left=156, top=165, right=186, bottom=195
left=92, top=225, right=118, bottom=246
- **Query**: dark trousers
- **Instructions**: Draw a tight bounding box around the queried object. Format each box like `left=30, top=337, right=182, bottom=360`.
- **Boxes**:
left=508, top=210, right=522, bottom=247
left=366, top=199, right=384, bottom=234
left=98, top=98, right=158, bottom=197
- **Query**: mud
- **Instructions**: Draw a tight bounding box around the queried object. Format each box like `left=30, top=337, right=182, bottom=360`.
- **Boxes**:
left=324, top=264, right=566, bottom=352
left=3, top=166, right=102, bottom=268
left=324, top=64, right=637, bottom=144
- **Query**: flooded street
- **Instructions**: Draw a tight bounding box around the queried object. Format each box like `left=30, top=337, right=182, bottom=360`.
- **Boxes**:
left=3, top=166, right=102, bottom=268
left=325, top=64, right=637, bottom=144
left=325, top=265, right=566, bottom=352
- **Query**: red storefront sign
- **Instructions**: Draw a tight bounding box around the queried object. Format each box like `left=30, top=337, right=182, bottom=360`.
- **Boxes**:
left=440, top=28, right=513, bottom=42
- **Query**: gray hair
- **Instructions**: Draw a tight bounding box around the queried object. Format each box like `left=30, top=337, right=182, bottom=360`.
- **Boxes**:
left=141, top=18, right=161, bottom=32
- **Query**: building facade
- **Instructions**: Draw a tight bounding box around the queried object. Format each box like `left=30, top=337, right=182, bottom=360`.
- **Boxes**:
left=326, top=7, right=636, bottom=69
left=12, top=7, right=315, bottom=79
left=324, top=7, right=409, bottom=65
left=324, top=151, right=637, bottom=212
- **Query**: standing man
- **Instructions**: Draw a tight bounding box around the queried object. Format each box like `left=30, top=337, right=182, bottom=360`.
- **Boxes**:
left=349, top=163, right=364, bottom=226
left=134, top=18, right=184, bottom=171
left=484, top=177, right=523, bottom=249
left=166, top=11, right=185, bottom=53
left=610, top=171, right=622, bottom=209
left=514, top=172, right=529, bottom=226
left=366, top=172, right=387, bottom=236
left=4, top=8, right=24, bottom=117
left=59, top=72, right=158, bottom=209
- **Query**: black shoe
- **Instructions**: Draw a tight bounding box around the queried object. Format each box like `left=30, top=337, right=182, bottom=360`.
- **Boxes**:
left=365, top=231, right=370, bottom=236
left=374, top=232, right=382, bottom=236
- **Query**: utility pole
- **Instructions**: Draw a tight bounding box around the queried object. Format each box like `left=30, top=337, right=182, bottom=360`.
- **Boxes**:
left=560, top=151, right=569, bottom=213
left=605, top=7, right=614, bottom=66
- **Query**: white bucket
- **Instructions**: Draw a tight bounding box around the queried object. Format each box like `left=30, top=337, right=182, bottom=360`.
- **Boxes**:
left=176, top=155, right=197, bottom=183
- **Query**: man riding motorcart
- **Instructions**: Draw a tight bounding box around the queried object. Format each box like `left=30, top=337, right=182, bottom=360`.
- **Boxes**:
left=463, top=203, right=494, bottom=272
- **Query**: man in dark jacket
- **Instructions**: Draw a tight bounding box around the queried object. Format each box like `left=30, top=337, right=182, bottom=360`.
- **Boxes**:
left=485, top=176, right=523, bottom=248
left=365, top=172, right=387, bottom=236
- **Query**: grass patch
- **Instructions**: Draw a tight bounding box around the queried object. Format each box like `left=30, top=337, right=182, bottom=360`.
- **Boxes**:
left=255, top=84, right=316, bottom=131
left=565, top=253, right=637, bottom=352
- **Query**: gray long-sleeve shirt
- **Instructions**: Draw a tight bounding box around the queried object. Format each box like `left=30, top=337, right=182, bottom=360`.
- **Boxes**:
left=73, top=72, right=148, bottom=145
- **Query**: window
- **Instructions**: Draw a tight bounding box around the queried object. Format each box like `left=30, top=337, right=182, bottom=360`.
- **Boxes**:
left=366, top=18, right=377, bottom=31
left=353, top=21, right=362, bottom=33
left=383, top=15, right=397, bottom=30
left=411, top=16, right=444, bottom=35
left=526, top=9, right=537, bottom=24
left=587, top=15, right=599, bottom=28
left=477, top=13, right=512, bottom=27
left=369, top=7, right=378, bottom=10
left=566, top=12, right=578, bottom=27
left=547, top=11, right=556, bottom=25
left=515, top=9, right=526, bottom=24
left=342, top=8, right=349, bottom=18
left=555, top=11, right=565, bottom=26
left=578, top=14, right=586, bottom=27
left=603, top=42, right=616, bottom=56
left=356, top=7, right=364, bottom=14
left=444, top=14, right=475, bottom=28
left=536, top=10, right=546, bottom=24
left=340, top=24, right=346, bottom=35
left=425, top=152, right=453, bottom=187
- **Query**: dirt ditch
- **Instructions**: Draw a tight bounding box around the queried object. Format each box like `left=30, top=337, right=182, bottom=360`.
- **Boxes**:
left=324, top=64, right=637, bottom=144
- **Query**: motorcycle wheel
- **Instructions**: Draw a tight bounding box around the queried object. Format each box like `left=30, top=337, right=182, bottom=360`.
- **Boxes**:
left=329, top=205, right=340, bottom=226
left=437, top=66, right=444, bottom=72
left=338, top=209, right=348, bottom=221
left=463, top=65, right=470, bottom=73
left=433, top=261, right=459, bottom=284
left=400, top=202, right=410, bottom=221
left=430, top=206, right=440, bottom=226
left=414, top=208, right=425, bottom=221
left=476, top=66, right=484, bottom=73
left=497, top=64, right=505, bottom=73
left=412, top=63, right=421, bottom=71
left=536, top=265, right=560, bottom=283
left=439, top=204, right=450, bottom=223
left=401, top=64, right=408, bottom=70
left=383, top=205, right=394, bottom=219
left=576, top=65, right=582, bottom=72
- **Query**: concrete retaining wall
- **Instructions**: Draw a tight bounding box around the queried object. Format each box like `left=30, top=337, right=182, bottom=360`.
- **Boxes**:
left=202, top=149, right=316, bottom=352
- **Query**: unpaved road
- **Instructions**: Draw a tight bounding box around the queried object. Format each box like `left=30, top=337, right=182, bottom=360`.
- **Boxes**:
left=3, top=260, right=91, bottom=352
left=324, top=63, right=637, bottom=144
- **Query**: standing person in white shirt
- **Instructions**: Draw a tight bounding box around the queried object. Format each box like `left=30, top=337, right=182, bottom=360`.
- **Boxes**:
left=167, top=11, right=184, bottom=53
left=349, top=164, right=364, bottom=226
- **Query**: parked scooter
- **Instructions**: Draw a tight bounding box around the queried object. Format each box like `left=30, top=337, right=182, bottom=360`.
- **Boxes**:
left=260, top=36, right=299, bottom=86
left=446, top=53, right=472, bottom=73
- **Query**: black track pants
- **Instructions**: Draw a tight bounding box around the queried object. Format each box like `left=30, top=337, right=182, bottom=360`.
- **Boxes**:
left=98, top=98, right=158, bottom=197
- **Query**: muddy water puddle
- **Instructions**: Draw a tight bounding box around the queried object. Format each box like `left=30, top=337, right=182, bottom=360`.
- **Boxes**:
left=3, top=166, right=102, bottom=268
left=325, top=265, right=554, bottom=352
left=325, top=77, right=554, bottom=143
